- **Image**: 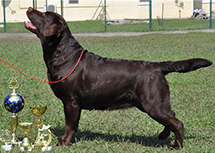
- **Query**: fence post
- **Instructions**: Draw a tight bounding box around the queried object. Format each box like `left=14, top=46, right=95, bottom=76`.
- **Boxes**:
left=210, top=0, right=212, bottom=29
left=33, top=0, right=35, bottom=9
left=33, top=0, right=37, bottom=9
left=3, top=0, right=6, bottom=32
left=104, top=0, right=107, bottom=32
left=161, top=3, right=164, bottom=27
left=46, top=0, right=47, bottom=11
left=149, top=0, right=152, bottom=31
left=61, top=0, right=63, bottom=17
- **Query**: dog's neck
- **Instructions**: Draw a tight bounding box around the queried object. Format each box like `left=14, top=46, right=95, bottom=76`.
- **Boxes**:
left=42, top=31, right=84, bottom=73
left=58, top=32, right=83, bottom=52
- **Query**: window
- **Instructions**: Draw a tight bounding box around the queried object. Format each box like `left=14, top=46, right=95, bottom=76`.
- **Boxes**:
left=139, top=0, right=149, bottom=5
left=68, top=0, right=79, bottom=5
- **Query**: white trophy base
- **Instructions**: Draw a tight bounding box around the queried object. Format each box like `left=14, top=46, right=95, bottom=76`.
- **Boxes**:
left=19, top=142, right=33, bottom=152
left=2, top=144, right=12, bottom=151
left=19, top=146, right=33, bottom=152
left=42, top=146, right=52, bottom=151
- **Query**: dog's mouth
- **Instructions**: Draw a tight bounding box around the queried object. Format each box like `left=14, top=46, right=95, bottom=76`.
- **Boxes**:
left=24, top=21, right=37, bottom=31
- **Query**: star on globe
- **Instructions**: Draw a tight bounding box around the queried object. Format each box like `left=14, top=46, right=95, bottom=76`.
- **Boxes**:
left=4, top=93, right=24, bottom=113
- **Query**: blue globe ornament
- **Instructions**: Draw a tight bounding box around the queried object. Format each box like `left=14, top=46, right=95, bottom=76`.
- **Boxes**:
left=4, top=93, right=24, bottom=113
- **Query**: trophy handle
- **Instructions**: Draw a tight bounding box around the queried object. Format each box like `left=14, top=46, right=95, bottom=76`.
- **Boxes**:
left=43, top=130, right=52, bottom=147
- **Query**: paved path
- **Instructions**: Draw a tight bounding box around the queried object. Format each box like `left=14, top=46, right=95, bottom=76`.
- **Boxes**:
left=1, top=29, right=215, bottom=38
left=74, top=29, right=215, bottom=37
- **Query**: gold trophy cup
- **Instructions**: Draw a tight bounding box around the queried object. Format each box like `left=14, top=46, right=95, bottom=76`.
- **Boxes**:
left=19, top=122, right=33, bottom=151
left=29, top=105, right=47, bottom=146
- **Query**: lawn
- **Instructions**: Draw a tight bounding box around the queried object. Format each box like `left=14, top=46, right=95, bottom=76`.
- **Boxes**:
left=0, top=32, right=214, bottom=153
left=0, top=18, right=213, bottom=33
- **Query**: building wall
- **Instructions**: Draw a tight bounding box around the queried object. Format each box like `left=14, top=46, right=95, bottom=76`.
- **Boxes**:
left=202, top=3, right=215, bottom=14
left=0, top=0, right=215, bottom=23
left=0, top=0, right=30, bottom=22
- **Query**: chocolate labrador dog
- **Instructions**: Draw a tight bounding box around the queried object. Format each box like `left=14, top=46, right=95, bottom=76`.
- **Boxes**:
left=24, top=7, right=212, bottom=149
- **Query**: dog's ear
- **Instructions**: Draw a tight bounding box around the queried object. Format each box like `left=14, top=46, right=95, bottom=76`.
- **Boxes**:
left=43, top=21, right=63, bottom=38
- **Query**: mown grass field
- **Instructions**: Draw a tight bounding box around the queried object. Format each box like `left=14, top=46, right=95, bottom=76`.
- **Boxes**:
left=0, top=32, right=215, bottom=153
left=0, top=18, right=213, bottom=33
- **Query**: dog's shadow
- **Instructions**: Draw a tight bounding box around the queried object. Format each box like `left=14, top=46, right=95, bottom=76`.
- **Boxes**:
left=51, top=126, right=173, bottom=148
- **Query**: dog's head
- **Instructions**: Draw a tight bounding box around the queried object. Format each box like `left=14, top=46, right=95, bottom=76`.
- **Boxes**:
left=24, top=7, right=68, bottom=43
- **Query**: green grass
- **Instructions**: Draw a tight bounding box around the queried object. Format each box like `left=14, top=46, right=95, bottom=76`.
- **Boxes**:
left=0, top=18, right=213, bottom=33
left=0, top=32, right=215, bottom=153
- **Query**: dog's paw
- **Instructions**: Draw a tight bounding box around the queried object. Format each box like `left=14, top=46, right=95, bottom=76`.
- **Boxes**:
left=168, top=140, right=182, bottom=150
left=168, top=144, right=180, bottom=150
left=56, top=135, right=72, bottom=146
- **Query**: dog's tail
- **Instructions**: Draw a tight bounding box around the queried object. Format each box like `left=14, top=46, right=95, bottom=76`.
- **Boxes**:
left=157, top=58, right=212, bottom=75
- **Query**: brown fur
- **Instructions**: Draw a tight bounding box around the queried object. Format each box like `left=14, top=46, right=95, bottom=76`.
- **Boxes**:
left=24, top=7, right=212, bottom=149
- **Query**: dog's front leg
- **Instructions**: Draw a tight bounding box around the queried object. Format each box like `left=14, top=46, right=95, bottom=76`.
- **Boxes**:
left=57, top=100, right=81, bottom=146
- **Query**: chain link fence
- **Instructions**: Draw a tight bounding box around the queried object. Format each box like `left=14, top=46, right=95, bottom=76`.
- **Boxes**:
left=1, top=0, right=215, bottom=33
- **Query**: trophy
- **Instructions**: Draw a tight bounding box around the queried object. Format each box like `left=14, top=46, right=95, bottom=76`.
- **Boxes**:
left=18, top=122, right=33, bottom=151
left=30, top=105, right=48, bottom=146
left=0, top=130, right=12, bottom=151
left=39, top=124, right=52, bottom=151
left=1, top=77, right=52, bottom=151
left=3, top=77, right=24, bottom=147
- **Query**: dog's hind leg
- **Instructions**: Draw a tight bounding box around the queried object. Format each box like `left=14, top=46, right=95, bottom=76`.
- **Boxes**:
left=154, top=110, right=184, bottom=150
left=140, top=100, right=184, bottom=149
left=136, top=73, right=184, bottom=149
left=57, top=100, right=81, bottom=146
